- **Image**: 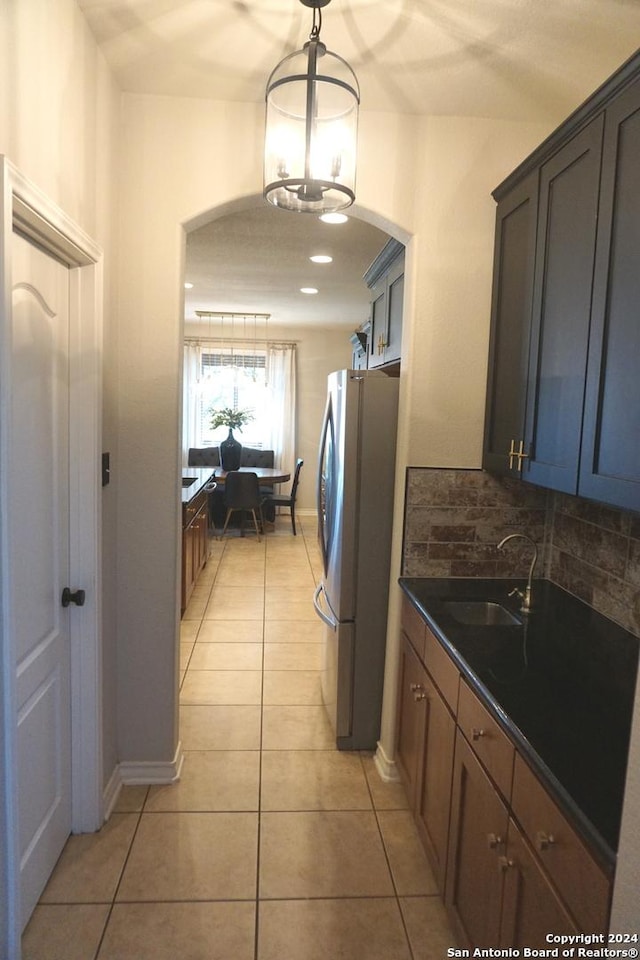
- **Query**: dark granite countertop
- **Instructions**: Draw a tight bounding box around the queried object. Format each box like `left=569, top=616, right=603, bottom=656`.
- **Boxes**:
left=399, top=576, right=639, bottom=870
left=181, top=467, right=215, bottom=506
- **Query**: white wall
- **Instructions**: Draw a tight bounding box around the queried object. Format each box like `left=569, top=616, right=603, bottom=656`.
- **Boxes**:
left=0, top=0, right=120, bottom=795
left=183, top=319, right=352, bottom=512
left=0, top=1, right=119, bottom=951
left=115, top=91, right=551, bottom=769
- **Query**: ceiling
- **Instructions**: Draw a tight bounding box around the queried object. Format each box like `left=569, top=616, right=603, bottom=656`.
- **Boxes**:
left=78, top=0, right=640, bottom=328
left=185, top=206, right=391, bottom=329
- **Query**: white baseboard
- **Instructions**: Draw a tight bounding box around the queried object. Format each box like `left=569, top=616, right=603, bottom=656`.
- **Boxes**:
left=374, top=740, right=400, bottom=782
left=102, top=741, right=185, bottom=820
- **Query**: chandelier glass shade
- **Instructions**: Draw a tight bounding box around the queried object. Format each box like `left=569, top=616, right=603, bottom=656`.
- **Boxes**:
left=263, top=2, right=359, bottom=214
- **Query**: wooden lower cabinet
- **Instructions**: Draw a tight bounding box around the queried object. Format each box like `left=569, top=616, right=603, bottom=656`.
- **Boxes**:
left=511, top=753, right=611, bottom=932
left=396, top=633, right=455, bottom=893
left=181, top=489, right=208, bottom=614
left=501, top=818, right=578, bottom=945
left=415, top=670, right=455, bottom=892
left=395, top=635, right=427, bottom=804
left=397, top=596, right=612, bottom=945
left=445, top=730, right=509, bottom=947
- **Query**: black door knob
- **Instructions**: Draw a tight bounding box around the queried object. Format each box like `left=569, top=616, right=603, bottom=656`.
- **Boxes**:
left=61, top=587, right=86, bottom=608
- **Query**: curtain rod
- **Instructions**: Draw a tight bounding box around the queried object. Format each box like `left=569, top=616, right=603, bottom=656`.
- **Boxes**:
left=184, top=336, right=299, bottom=345
left=194, top=311, right=271, bottom=320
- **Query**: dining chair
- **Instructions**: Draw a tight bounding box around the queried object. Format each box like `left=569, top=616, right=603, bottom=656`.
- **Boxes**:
left=264, top=458, right=303, bottom=535
left=219, top=471, right=265, bottom=540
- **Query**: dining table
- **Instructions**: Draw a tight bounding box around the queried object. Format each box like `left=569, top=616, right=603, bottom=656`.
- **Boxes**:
left=211, top=466, right=291, bottom=486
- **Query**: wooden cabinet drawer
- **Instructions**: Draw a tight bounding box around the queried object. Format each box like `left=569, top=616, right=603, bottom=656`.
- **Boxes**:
left=424, top=625, right=459, bottom=715
left=458, top=681, right=514, bottom=799
left=401, top=596, right=426, bottom=659
left=511, top=753, right=611, bottom=932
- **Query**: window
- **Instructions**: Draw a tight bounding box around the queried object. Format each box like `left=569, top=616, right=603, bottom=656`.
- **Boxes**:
left=183, top=339, right=296, bottom=472
left=198, top=348, right=268, bottom=448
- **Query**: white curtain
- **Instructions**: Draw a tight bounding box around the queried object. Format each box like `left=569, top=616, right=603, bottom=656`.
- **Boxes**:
left=266, top=342, right=297, bottom=488
left=182, top=341, right=202, bottom=462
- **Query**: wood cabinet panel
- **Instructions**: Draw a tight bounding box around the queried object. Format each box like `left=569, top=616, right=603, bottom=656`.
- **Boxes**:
left=511, top=753, right=610, bottom=932
left=415, top=669, right=456, bottom=893
left=401, top=597, right=427, bottom=660
left=424, top=625, right=459, bottom=714
left=501, top=817, right=579, bottom=946
left=457, top=680, right=514, bottom=799
left=395, top=635, right=427, bottom=806
left=181, top=487, right=208, bottom=614
left=446, top=730, right=509, bottom=948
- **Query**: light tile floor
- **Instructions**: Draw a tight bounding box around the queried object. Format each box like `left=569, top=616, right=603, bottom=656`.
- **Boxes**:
left=23, top=516, right=455, bottom=959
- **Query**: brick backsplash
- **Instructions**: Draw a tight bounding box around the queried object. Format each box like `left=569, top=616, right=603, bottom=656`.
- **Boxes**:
left=548, top=492, right=640, bottom=637
left=402, top=468, right=549, bottom=579
left=402, top=468, right=640, bottom=638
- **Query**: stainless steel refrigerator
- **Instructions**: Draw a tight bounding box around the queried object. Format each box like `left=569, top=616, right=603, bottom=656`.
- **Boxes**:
left=313, top=369, right=399, bottom=749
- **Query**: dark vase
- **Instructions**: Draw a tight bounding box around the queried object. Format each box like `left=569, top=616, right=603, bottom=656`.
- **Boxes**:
left=220, top=428, right=242, bottom=471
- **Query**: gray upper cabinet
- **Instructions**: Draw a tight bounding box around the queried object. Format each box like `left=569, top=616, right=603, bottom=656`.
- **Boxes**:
left=364, top=239, right=405, bottom=370
left=483, top=51, right=640, bottom=513
left=483, top=173, right=538, bottom=476
left=523, top=116, right=603, bottom=492
left=580, top=75, right=640, bottom=510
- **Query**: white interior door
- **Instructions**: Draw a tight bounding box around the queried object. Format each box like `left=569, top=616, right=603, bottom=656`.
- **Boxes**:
left=10, top=230, right=72, bottom=928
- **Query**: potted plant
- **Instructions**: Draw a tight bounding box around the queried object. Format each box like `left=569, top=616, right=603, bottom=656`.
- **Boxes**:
left=208, top=406, right=254, bottom=470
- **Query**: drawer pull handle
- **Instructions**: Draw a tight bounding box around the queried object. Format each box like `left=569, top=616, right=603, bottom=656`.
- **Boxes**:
left=498, top=855, right=515, bottom=873
left=536, top=831, right=556, bottom=851
left=487, top=833, right=503, bottom=850
left=409, top=683, right=422, bottom=692
left=472, top=727, right=486, bottom=741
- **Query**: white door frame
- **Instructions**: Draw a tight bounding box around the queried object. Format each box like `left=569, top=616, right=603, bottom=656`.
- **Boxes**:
left=0, top=157, right=103, bottom=958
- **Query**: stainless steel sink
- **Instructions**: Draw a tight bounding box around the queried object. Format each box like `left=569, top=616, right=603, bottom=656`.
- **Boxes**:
left=443, top=600, right=521, bottom=627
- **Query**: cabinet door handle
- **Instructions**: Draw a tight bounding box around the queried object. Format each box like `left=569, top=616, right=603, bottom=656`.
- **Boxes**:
left=516, top=439, right=529, bottom=471
left=536, top=830, right=556, bottom=851
left=498, top=855, right=515, bottom=873
left=410, top=683, right=426, bottom=702
left=487, top=833, right=504, bottom=849
left=472, top=727, right=485, bottom=741
left=508, top=439, right=518, bottom=470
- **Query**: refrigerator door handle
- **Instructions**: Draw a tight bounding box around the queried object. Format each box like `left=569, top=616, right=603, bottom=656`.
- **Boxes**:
left=313, top=582, right=338, bottom=631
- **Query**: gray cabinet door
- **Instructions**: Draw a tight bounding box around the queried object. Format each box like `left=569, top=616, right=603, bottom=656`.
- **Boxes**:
left=580, top=75, right=640, bottom=511
left=368, top=278, right=387, bottom=368
left=523, top=116, right=603, bottom=492
left=483, top=172, right=538, bottom=476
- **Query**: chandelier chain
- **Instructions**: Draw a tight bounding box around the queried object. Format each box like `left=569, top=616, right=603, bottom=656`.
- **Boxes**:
left=310, top=5, right=322, bottom=40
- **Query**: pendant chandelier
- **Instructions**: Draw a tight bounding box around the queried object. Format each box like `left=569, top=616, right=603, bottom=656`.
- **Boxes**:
left=263, top=0, right=360, bottom=214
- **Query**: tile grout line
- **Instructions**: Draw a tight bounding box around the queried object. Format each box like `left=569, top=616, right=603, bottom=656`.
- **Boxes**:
left=254, top=534, right=268, bottom=960
left=93, top=788, right=150, bottom=959
left=359, top=754, right=417, bottom=960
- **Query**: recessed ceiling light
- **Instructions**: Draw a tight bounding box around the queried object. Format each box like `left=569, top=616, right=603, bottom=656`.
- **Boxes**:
left=300, top=287, right=318, bottom=295
left=320, top=213, right=348, bottom=224
left=310, top=255, right=333, bottom=264
left=184, top=282, right=194, bottom=289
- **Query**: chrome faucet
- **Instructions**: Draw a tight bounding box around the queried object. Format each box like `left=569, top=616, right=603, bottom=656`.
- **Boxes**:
left=497, top=533, right=538, bottom=613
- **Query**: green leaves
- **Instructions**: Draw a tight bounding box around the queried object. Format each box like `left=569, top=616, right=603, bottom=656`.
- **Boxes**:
left=208, top=406, right=254, bottom=431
